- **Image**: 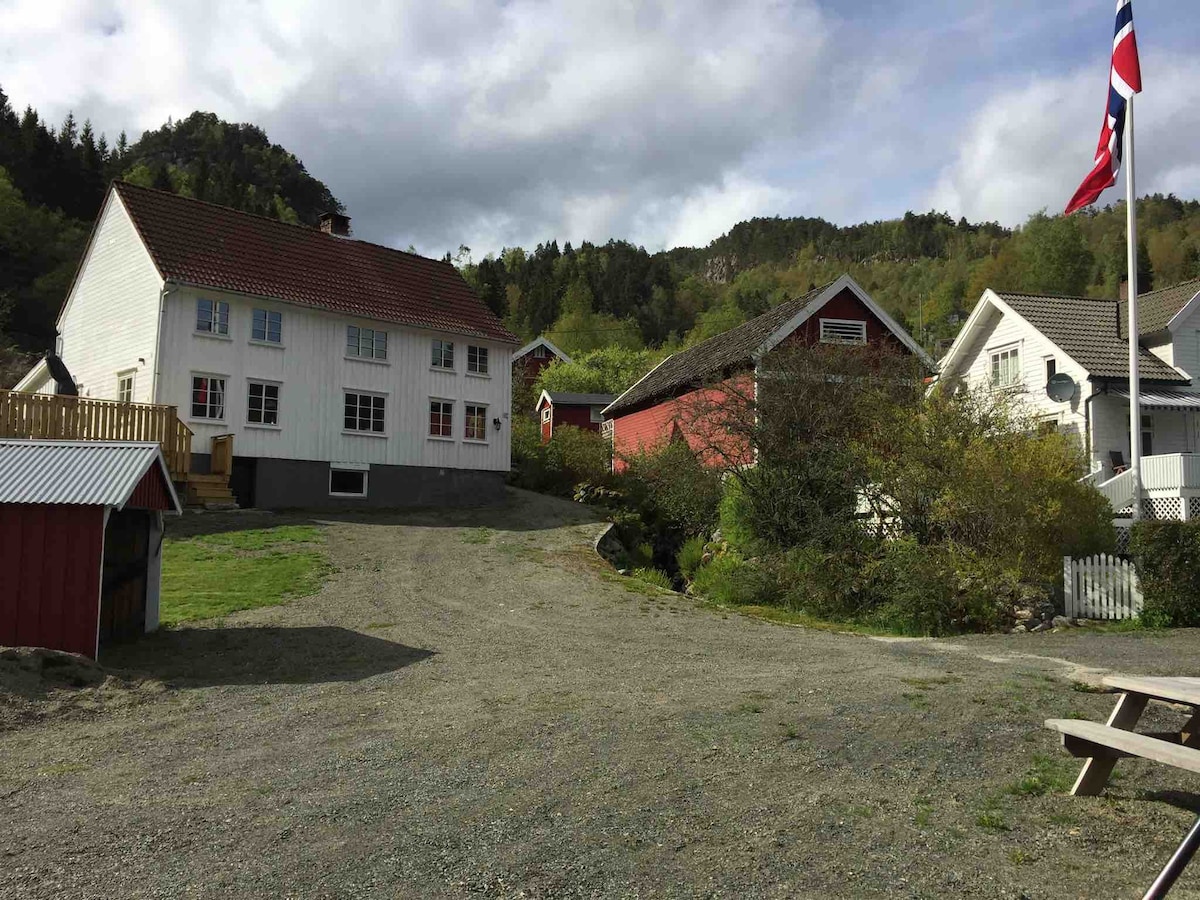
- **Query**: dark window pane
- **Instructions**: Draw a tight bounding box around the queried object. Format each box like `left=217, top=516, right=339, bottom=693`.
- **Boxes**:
left=330, top=469, right=366, bottom=495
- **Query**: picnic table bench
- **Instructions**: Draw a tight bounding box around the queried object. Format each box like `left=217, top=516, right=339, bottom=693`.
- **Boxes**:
left=1046, top=675, right=1200, bottom=796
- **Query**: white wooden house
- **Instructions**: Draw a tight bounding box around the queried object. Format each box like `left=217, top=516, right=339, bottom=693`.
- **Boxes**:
left=938, top=280, right=1200, bottom=519
left=10, top=181, right=518, bottom=508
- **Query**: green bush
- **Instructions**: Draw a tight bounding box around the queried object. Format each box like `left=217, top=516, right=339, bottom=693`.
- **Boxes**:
left=691, top=554, right=780, bottom=607
left=676, top=536, right=707, bottom=582
left=864, top=540, right=1017, bottom=636
left=510, top=421, right=612, bottom=496
left=1130, top=520, right=1200, bottom=627
left=632, top=567, right=674, bottom=590
left=774, top=546, right=880, bottom=622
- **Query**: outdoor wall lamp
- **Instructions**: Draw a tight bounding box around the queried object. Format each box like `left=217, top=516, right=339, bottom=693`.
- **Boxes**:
left=493, top=417, right=503, bottom=431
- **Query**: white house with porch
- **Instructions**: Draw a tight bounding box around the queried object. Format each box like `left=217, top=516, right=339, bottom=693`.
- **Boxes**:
left=938, top=279, right=1200, bottom=520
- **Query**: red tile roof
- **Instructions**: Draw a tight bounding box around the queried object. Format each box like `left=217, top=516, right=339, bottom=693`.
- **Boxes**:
left=112, top=181, right=517, bottom=344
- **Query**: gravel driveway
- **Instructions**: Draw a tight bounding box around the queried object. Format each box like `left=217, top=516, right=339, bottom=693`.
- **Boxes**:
left=4, top=488, right=1200, bottom=899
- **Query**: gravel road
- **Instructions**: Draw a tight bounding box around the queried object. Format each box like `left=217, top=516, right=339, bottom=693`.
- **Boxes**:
left=3, top=488, right=1200, bottom=899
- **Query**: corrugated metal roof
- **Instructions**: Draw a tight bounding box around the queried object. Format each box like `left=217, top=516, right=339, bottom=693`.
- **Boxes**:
left=0, top=440, right=181, bottom=510
left=1109, top=387, right=1200, bottom=409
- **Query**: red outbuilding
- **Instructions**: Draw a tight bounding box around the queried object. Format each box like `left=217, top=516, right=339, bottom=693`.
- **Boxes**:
left=535, top=391, right=616, bottom=443
left=513, top=337, right=572, bottom=389
left=0, top=440, right=182, bottom=660
left=602, top=274, right=934, bottom=471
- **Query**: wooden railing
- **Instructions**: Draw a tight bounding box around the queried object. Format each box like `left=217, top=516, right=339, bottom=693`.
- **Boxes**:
left=0, top=390, right=193, bottom=482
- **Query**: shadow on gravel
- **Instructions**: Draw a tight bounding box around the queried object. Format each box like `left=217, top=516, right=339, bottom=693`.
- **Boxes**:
left=1141, top=790, right=1200, bottom=815
left=167, top=488, right=604, bottom=539
left=102, top=626, right=435, bottom=687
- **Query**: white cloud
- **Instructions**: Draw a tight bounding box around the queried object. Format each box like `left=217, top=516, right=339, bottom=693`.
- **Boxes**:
left=928, top=52, right=1200, bottom=226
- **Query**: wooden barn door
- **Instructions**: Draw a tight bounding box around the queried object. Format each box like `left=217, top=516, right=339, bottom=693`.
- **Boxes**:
left=100, top=509, right=150, bottom=646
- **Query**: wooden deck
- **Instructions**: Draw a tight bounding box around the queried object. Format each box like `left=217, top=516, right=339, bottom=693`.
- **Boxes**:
left=0, top=390, right=193, bottom=482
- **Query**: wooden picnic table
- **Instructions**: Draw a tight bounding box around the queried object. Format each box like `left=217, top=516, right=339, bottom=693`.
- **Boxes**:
left=1046, top=676, right=1200, bottom=796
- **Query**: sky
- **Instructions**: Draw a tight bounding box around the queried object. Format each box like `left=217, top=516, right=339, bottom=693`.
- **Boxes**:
left=2, top=0, right=1200, bottom=258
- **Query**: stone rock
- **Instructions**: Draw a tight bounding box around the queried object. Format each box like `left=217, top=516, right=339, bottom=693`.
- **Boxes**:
left=1013, top=609, right=1034, bottom=621
left=1010, top=624, right=1028, bottom=634
left=1051, top=615, right=1072, bottom=629
left=1031, top=621, right=1052, bottom=633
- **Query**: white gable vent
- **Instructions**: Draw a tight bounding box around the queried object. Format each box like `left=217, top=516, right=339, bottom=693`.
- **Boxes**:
left=819, top=318, right=867, bottom=345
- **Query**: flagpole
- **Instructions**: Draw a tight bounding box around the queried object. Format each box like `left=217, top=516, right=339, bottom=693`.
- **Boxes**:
left=1126, top=94, right=1141, bottom=520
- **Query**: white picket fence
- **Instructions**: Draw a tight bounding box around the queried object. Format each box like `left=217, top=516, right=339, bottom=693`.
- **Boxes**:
left=1063, top=554, right=1144, bottom=620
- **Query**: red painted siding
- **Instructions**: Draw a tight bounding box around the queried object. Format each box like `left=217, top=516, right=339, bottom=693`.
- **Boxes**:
left=0, top=504, right=106, bottom=658
left=612, top=376, right=753, bottom=471
left=126, top=464, right=175, bottom=511
left=783, top=287, right=904, bottom=350
left=539, top=401, right=603, bottom=443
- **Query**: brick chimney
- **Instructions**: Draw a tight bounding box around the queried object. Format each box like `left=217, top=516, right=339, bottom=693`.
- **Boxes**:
left=319, top=211, right=351, bottom=237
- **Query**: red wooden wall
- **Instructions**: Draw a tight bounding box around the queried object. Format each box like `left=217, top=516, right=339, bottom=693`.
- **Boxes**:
left=0, top=504, right=106, bottom=658
left=540, top=402, right=603, bottom=443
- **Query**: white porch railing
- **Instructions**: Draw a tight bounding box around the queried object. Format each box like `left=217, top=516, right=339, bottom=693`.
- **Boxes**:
left=1140, top=453, right=1200, bottom=492
left=1096, top=468, right=1135, bottom=510
left=1064, top=554, right=1143, bottom=620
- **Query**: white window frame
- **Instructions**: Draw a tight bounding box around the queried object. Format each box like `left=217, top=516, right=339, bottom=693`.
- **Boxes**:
left=246, top=380, right=281, bottom=428
left=541, top=407, right=552, bottom=424
left=190, top=373, right=227, bottom=421
left=819, top=318, right=867, bottom=345
left=989, top=344, right=1021, bottom=388
left=251, top=308, right=283, bottom=344
left=432, top=340, right=455, bottom=370
left=343, top=390, right=387, bottom=436
left=116, top=369, right=135, bottom=403
left=533, top=344, right=548, bottom=359
left=329, top=461, right=369, bottom=498
left=429, top=398, right=454, bottom=440
left=196, top=298, right=230, bottom=337
left=1044, top=356, right=1056, bottom=382
left=467, top=345, right=489, bottom=376
left=346, top=325, right=388, bottom=361
left=464, top=403, right=488, bottom=442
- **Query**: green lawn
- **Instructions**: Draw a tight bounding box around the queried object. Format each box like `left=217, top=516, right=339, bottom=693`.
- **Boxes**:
left=160, top=525, right=331, bottom=625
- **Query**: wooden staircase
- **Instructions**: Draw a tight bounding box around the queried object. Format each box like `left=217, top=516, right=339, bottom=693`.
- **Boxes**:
left=184, top=434, right=237, bottom=509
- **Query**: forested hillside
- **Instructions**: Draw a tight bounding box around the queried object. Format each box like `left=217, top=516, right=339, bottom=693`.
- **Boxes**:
left=4, top=84, right=1200, bottom=386
left=0, top=87, right=340, bottom=353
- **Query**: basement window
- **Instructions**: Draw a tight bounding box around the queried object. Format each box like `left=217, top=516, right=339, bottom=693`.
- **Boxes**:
left=329, top=463, right=368, bottom=498
left=819, top=318, right=867, bottom=345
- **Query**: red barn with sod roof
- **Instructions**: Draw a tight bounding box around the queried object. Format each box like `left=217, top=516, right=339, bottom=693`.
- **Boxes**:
left=602, top=275, right=933, bottom=471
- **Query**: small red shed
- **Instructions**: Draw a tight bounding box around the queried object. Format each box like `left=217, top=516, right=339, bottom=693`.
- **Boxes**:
left=0, top=440, right=182, bottom=660
left=535, top=391, right=616, bottom=443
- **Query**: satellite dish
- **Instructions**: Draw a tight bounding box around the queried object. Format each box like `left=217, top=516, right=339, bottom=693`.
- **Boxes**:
left=1046, top=372, right=1077, bottom=403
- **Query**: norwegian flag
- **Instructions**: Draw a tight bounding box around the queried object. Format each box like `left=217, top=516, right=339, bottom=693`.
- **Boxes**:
left=1065, top=0, right=1143, bottom=215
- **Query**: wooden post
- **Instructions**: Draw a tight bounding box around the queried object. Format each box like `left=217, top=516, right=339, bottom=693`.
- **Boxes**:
left=1072, top=692, right=1149, bottom=796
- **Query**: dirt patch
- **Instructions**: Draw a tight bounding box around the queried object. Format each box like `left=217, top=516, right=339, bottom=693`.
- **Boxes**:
left=0, top=647, right=166, bottom=733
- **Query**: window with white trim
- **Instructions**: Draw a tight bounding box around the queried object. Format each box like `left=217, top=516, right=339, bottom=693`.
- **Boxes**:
left=990, top=345, right=1021, bottom=387
left=819, top=318, right=867, bottom=345
left=467, top=345, right=489, bottom=375
left=116, top=370, right=134, bottom=403
left=1045, top=357, right=1056, bottom=381
left=329, top=464, right=368, bottom=497
left=196, top=298, right=229, bottom=335
left=590, top=406, right=605, bottom=424
left=464, top=403, right=488, bottom=441
left=252, top=309, right=282, bottom=343
left=432, top=340, right=455, bottom=369
left=344, top=391, right=385, bottom=433
left=247, top=381, right=280, bottom=426
left=542, top=407, right=552, bottom=424
left=429, top=399, right=453, bottom=437
left=533, top=344, right=548, bottom=359
left=346, top=326, right=387, bottom=360
left=191, top=375, right=226, bottom=420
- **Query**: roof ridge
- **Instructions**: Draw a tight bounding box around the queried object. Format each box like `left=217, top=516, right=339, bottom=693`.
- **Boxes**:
left=997, top=289, right=1116, bottom=302
left=113, top=179, right=456, bottom=271
left=1139, top=275, right=1200, bottom=298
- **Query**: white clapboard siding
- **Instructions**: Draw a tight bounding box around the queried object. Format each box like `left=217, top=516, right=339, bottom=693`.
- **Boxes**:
left=1063, top=554, right=1143, bottom=620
